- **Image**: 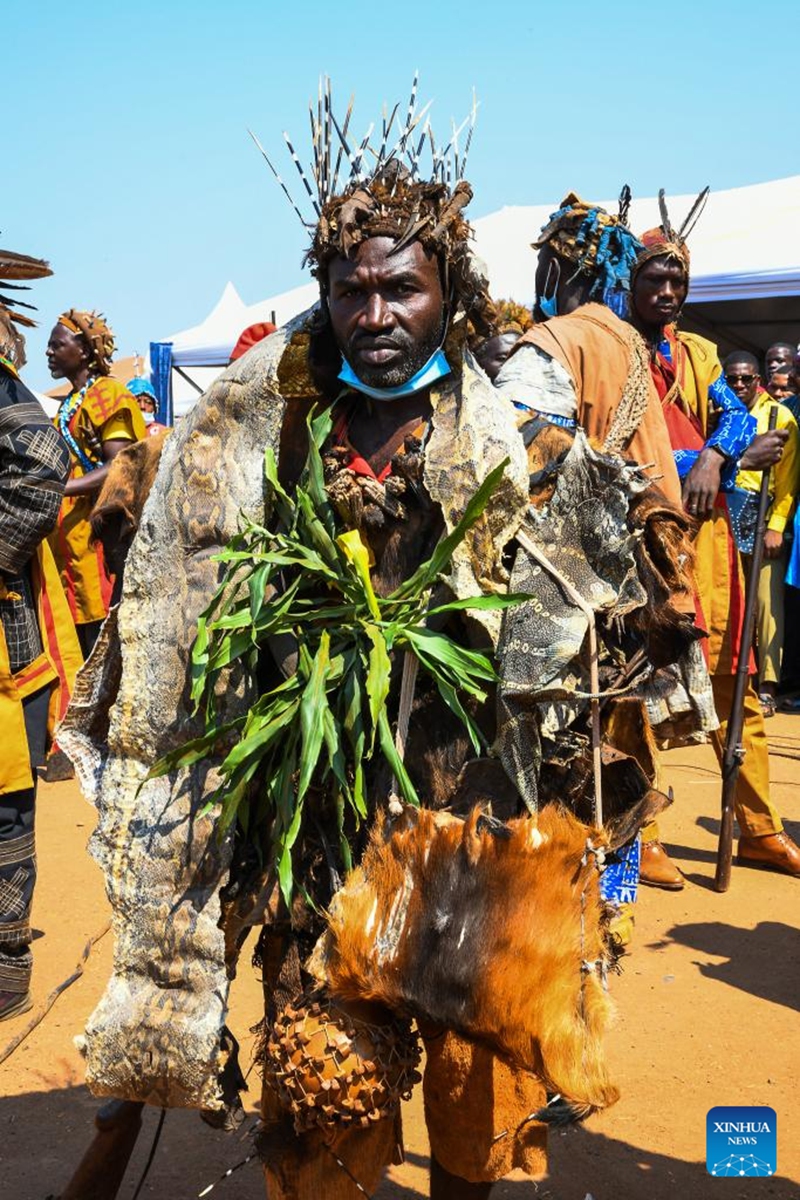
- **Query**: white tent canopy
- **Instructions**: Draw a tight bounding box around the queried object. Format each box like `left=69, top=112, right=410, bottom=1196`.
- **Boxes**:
left=161, top=175, right=800, bottom=412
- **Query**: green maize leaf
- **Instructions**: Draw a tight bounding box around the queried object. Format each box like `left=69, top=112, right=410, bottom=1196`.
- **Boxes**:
left=272, top=733, right=299, bottom=832
left=304, top=407, right=337, bottom=538
left=142, top=716, right=245, bottom=783
left=249, top=667, right=306, bottom=706
left=221, top=696, right=301, bottom=772
left=342, top=669, right=368, bottom=819
left=297, top=632, right=331, bottom=801
left=377, top=708, right=419, bottom=807
left=322, top=703, right=352, bottom=808
left=434, top=675, right=485, bottom=755
left=250, top=562, right=273, bottom=625
left=401, top=625, right=497, bottom=683
left=364, top=623, right=391, bottom=752
left=388, top=458, right=509, bottom=601
left=424, top=591, right=532, bottom=618
left=277, top=795, right=305, bottom=908
left=263, top=447, right=298, bottom=531
left=295, top=490, right=341, bottom=568
left=216, top=776, right=249, bottom=840
left=205, top=629, right=259, bottom=674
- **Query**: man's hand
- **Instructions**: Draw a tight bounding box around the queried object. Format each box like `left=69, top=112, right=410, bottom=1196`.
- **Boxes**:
left=682, top=447, right=724, bottom=520
left=764, top=529, right=784, bottom=560
left=740, top=429, right=789, bottom=470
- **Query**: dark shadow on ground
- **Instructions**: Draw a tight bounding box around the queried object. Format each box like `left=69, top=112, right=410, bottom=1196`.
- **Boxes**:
left=380, top=1128, right=800, bottom=1199
left=657, top=920, right=800, bottom=1013
left=0, top=1084, right=264, bottom=1199
left=696, top=814, right=800, bottom=844
left=4, top=1084, right=798, bottom=1199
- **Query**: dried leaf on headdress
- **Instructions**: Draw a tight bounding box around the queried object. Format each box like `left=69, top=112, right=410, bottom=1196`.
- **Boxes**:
left=0, top=249, right=53, bottom=281
left=336, top=187, right=378, bottom=257
left=428, top=180, right=473, bottom=243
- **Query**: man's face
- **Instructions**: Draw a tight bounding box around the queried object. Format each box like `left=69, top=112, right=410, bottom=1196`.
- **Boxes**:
left=767, top=371, right=794, bottom=401
left=476, top=332, right=521, bottom=382
left=46, top=324, right=88, bottom=379
left=726, top=359, right=761, bottom=407
left=327, top=236, right=445, bottom=389
left=137, top=395, right=156, bottom=414
left=765, top=344, right=794, bottom=378
left=631, top=257, right=688, bottom=330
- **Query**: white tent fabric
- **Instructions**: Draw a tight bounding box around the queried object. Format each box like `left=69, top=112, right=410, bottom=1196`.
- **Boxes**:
left=161, top=175, right=800, bottom=409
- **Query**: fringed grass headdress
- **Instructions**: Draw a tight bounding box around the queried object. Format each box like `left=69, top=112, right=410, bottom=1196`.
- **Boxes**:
left=250, top=75, right=495, bottom=334
left=0, top=243, right=53, bottom=369
left=632, top=186, right=710, bottom=284
left=534, top=187, right=644, bottom=299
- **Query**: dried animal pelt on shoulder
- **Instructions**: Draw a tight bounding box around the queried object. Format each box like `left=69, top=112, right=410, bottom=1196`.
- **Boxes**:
left=625, top=484, right=700, bottom=667
left=308, top=803, right=620, bottom=1122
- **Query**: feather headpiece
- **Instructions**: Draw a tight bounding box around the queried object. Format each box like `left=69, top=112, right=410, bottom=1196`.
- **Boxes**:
left=633, top=186, right=710, bottom=281
left=0, top=242, right=53, bottom=368
left=250, top=76, right=494, bottom=332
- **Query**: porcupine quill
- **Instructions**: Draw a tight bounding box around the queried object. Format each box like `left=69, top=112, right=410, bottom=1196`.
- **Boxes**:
left=248, top=128, right=310, bottom=229
left=331, top=93, right=354, bottom=195
left=283, top=131, right=321, bottom=216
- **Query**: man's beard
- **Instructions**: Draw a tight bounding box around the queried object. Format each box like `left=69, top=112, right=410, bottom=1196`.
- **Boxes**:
left=343, top=323, right=443, bottom=389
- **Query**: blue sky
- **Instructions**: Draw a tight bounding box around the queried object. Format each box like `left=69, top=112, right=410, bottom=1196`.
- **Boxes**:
left=8, top=0, right=797, bottom=390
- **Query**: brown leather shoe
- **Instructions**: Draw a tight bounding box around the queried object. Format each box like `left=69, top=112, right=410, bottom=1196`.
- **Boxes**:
left=738, top=831, right=800, bottom=877
left=639, top=840, right=685, bottom=890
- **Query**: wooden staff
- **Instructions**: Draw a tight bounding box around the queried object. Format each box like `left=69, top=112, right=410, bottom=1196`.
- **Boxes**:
left=715, top=405, right=779, bottom=892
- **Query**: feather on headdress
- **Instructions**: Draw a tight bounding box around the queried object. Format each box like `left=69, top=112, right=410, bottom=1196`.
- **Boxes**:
left=633, top=186, right=710, bottom=281
left=0, top=242, right=53, bottom=368
left=250, top=76, right=495, bottom=333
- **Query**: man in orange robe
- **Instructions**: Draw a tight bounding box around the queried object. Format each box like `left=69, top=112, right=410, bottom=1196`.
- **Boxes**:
left=493, top=192, right=712, bottom=913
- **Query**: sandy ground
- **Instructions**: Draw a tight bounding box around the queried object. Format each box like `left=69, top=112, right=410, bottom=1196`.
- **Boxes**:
left=1, top=718, right=799, bottom=1200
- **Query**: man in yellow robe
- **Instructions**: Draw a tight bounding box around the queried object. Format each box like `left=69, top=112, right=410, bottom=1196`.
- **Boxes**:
left=628, top=213, right=800, bottom=879
left=727, top=351, right=799, bottom=715
left=47, top=310, right=146, bottom=656
left=0, top=257, right=81, bottom=1020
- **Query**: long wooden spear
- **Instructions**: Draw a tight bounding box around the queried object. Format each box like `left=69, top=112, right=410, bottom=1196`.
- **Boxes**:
left=715, top=404, right=779, bottom=892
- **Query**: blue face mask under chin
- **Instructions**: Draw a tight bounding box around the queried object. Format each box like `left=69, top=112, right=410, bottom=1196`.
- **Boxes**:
left=538, top=292, right=558, bottom=320
left=337, top=348, right=452, bottom=403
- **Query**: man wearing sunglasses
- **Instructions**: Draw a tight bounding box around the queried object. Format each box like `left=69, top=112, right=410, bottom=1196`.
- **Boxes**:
left=728, top=351, right=800, bottom=718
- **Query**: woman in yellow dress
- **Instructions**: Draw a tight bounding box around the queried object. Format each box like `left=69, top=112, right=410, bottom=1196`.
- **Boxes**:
left=47, top=310, right=146, bottom=656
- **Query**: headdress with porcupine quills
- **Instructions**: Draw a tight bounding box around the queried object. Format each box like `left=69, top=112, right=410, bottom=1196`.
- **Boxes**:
left=250, top=75, right=496, bottom=334
left=535, top=187, right=644, bottom=300
left=58, top=309, right=116, bottom=376
left=632, top=186, right=710, bottom=283
left=0, top=241, right=53, bottom=370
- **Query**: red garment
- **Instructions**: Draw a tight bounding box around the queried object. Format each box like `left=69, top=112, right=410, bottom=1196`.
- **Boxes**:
left=230, top=321, right=277, bottom=361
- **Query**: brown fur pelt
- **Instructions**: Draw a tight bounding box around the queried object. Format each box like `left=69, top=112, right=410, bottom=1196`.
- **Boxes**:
left=625, top=484, right=700, bottom=666
left=309, top=804, right=621, bottom=1121
left=90, top=431, right=167, bottom=579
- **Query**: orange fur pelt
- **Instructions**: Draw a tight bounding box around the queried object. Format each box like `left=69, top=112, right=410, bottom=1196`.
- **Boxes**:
left=309, top=804, right=620, bottom=1121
